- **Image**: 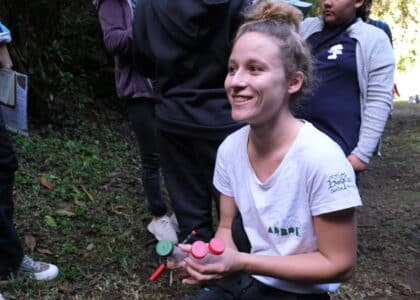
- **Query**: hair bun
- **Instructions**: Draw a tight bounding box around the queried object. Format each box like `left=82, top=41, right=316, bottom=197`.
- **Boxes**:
left=245, top=1, right=302, bottom=31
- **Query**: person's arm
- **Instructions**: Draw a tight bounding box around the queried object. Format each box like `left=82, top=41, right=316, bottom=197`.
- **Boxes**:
left=214, top=194, right=238, bottom=250
left=351, top=29, right=394, bottom=166
left=0, top=43, right=13, bottom=69
left=178, top=194, right=237, bottom=273
left=0, top=22, right=13, bottom=68
left=182, top=207, right=357, bottom=285
left=97, top=0, right=132, bottom=55
left=239, top=208, right=357, bottom=282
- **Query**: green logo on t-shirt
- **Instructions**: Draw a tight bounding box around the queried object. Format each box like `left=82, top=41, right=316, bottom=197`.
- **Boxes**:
left=327, top=172, right=354, bottom=193
left=268, top=226, right=300, bottom=237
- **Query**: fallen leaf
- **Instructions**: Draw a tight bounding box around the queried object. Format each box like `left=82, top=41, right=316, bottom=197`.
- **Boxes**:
left=86, top=243, right=94, bottom=251
left=74, top=199, right=85, bottom=207
left=114, top=204, right=125, bottom=210
left=59, top=284, right=75, bottom=293
left=396, top=282, right=412, bottom=292
left=81, top=185, right=94, bottom=201
left=55, top=209, right=76, bottom=217
left=111, top=208, right=123, bottom=215
left=45, top=215, right=57, bottom=228
left=37, top=248, right=53, bottom=255
left=38, top=176, right=53, bottom=190
left=24, top=234, right=37, bottom=252
left=407, top=246, right=419, bottom=254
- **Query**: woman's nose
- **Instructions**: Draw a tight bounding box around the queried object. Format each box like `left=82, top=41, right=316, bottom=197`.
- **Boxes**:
left=230, top=70, right=246, bottom=87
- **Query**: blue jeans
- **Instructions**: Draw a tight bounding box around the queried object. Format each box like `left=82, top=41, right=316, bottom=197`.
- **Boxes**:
left=125, top=98, right=167, bottom=217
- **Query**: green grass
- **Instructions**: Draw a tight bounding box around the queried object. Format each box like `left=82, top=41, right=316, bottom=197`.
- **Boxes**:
left=3, top=121, right=187, bottom=299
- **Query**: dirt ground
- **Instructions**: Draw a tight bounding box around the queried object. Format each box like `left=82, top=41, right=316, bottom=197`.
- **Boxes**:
left=330, top=102, right=420, bottom=300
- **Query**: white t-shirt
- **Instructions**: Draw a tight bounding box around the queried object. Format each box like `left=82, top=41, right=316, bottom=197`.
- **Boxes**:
left=213, top=122, right=362, bottom=294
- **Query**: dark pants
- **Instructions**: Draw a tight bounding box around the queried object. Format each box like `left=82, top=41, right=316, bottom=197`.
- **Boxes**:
left=188, top=213, right=330, bottom=300
left=0, top=111, right=23, bottom=275
left=125, top=98, right=166, bottom=217
left=193, top=276, right=330, bottom=300
left=158, top=131, right=223, bottom=242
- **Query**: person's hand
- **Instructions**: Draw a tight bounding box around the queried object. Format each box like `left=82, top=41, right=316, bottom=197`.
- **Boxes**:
left=166, top=243, right=191, bottom=270
left=179, top=245, right=243, bottom=285
left=347, top=154, right=368, bottom=172
left=167, top=257, right=186, bottom=270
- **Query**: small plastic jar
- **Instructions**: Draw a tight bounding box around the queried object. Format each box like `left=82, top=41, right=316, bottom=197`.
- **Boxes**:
left=156, top=240, right=187, bottom=262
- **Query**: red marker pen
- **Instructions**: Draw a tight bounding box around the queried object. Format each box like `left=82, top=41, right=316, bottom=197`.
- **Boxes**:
left=149, top=263, right=166, bottom=281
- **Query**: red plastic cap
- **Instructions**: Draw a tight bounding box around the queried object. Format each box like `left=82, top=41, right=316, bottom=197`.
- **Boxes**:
left=208, top=237, right=225, bottom=255
left=191, top=241, right=208, bottom=259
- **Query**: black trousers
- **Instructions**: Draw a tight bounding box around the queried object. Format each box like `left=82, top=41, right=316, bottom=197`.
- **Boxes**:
left=0, top=111, right=23, bottom=275
left=193, top=276, right=330, bottom=300
left=125, top=98, right=166, bottom=217
left=158, top=131, right=223, bottom=242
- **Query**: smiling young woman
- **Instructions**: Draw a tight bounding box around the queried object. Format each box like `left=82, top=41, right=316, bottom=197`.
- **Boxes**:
left=178, top=1, right=362, bottom=300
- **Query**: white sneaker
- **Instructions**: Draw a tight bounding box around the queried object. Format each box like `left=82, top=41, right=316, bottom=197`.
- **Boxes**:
left=147, top=214, right=178, bottom=244
left=169, top=213, right=180, bottom=233
left=18, top=255, right=59, bottom=281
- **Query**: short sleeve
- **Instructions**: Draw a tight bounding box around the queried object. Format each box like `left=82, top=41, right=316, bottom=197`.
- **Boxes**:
left=213, top=140, right=234, bottom=197
left=308, top=149, right=362, bottom=216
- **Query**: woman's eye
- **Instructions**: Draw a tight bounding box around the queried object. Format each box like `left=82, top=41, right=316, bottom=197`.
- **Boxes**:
left=250, top=65, right=263, bottom=72
left=227, top=65, right=236, bottom=74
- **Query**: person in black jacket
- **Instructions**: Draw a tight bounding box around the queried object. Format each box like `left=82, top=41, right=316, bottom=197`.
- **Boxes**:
left=133, top=0, right=252, bottom=242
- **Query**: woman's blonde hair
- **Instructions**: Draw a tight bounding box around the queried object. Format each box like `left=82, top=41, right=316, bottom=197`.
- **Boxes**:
left=235, top=1, right=313, bottom=105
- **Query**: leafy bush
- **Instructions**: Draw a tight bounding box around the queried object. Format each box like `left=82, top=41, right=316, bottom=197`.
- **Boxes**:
left=1, top=0, right=116, bottom=126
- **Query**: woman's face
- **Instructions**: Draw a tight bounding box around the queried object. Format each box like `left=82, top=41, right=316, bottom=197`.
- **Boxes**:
left=321, top=0, right=364, bottom=26
left=225, top=32, right=291, bottom=126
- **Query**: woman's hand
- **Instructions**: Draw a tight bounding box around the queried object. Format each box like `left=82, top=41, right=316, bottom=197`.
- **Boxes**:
left=178, top=245, right=244, bottom=285
left=347, top=154, right=368, bottom=172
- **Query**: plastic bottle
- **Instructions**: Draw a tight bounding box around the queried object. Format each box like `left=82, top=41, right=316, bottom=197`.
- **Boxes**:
left=155, top=240, right=187, bottom=262
left=190, top=237, right=225, bottom=264
left=190, top=240, right=209, bottom=262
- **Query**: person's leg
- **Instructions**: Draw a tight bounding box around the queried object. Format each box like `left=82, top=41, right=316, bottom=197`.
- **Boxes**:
left=0, top=178, right=23, bottom=276
left=159, top=132, right=218, bottom=242
left=125, top=98, right=167, bottom=216
left=194, top=139, right=224, bottom=220
left=0, top=113, right=22, bottom=276
left=0, top=115, right=58, bottom=281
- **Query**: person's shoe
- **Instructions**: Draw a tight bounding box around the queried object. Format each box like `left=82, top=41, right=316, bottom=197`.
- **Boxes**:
left=170, top=213, right=180, bottom=233
left=147, top=214, right=178, bottom=244
left=17, top=255, right=59, bottom=281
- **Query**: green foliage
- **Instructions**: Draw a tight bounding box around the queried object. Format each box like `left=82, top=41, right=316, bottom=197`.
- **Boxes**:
left=0, top=0, right=115, bottom=125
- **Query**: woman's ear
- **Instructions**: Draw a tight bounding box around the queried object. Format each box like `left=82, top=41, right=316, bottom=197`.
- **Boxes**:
left=288, top=71, right=304, bottom=94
